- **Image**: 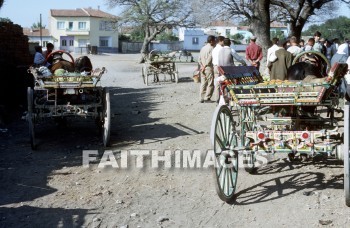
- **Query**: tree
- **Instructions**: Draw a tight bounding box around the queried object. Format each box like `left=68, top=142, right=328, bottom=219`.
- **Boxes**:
left=195, top=0, right=271, bottom=70
left=302, top=16, right=350, bottom=41
left=107, top=0, right=194, bottom=63
left=0, top=0, right=4, bottom=9
left=31, top=22, right=45, bottom=29
left=270, top=0, right=349, bottom=39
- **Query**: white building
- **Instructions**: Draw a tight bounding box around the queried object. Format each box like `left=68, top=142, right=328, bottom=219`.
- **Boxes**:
left=23, top=28, right=54, bottom=47
left=49, top=8, right=119, bottom=54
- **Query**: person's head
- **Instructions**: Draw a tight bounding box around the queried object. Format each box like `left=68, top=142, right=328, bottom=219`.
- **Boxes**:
left=289, top=36, right=298, bottom=45
left=314, top=31, right=321, bottom=42
left=207, top=35, right=216, bottom=46
left=216, top=36, right=225, bottom=46
left=250, top=36, right=257, bottom=42
left=46, top=43, right=54, bottom=52
left=223, top=38, right=231, bottom=47
left=34, top=45, right=42, bottom=53
left=271, top=37, right=279, bottom=45
left=299, top=39, right=305, bottom=47
left=277, top=39, right=287, bottom=49
left=324, top=39, right=332, bottom=47
left=308, top=37, right=315, bottom=46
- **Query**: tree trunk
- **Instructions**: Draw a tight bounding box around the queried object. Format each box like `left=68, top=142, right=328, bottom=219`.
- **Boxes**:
left=139, top=38, right=150, bottom=63
left=288, top=22, right=304, bottom=41
left=251, top=0, right=271, bottom=75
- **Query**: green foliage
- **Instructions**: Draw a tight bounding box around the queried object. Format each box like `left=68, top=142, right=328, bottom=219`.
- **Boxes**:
left=156, top=31, right=179, bottom=41
left=31, top=22, right=45, bottom=29
left=129, top=29, right=144, bottom=42
left=119, top=34, right=131, bottom=41
left=302, top=16, right=350, bottom=41
left=0, top=17, right=11, bottom=23
left=270, top=30, right=285, bottom=40
left=231, top=33, right=244, bottom=41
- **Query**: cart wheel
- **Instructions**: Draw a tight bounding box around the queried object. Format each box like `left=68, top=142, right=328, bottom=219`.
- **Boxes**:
left=102, top=88, right=111, bottom=147
left=344, top=101, right=350, bottom=206
left=345, top=143, right=350, bottom=206
left=210, top=105, right=239, bottom=203
left=27, top=87, right=36, bottom=150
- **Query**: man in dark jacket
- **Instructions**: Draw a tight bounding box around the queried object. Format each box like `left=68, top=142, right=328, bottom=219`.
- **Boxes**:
left=268, top=40, right=293, bottom=80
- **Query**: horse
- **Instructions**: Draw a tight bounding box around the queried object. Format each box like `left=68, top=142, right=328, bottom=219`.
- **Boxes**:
left=287, top=53, right=326, bottom=81
left=75, top=56, right=93, bottom=73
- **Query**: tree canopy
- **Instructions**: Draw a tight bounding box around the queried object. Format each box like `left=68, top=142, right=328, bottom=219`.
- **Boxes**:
left=107, top=0, right=194, bottom=62
left=31, top=22, right=46, bottom=29
left=302, top=16, right=350, bottom=41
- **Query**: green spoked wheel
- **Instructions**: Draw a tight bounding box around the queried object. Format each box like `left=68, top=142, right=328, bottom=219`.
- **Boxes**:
left=210, top=105, right=239, bottom=203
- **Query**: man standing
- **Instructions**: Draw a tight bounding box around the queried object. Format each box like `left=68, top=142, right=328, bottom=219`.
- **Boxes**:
left=266, top=37, right=280, bottom=74
left=268, top=40, right=293, bottom=80
left=198, top=35, right=216, bottom=103
left=245, top=36, right=263, bottom=71
left=287, top=36, right=302, bottom=57
left=313, top=31, right=324, bottom=54
left=212, top=36, right=225, bottom=78
left=211, top=36, right=224, bottom=103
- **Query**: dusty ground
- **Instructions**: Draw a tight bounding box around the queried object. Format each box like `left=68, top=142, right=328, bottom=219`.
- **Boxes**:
left=1, top=53, right=350, bottom=228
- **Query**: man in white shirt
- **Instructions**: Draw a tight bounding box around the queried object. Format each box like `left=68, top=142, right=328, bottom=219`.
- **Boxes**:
left=230, top=40, right=247, bottom=66
left=287, top=36, right=302, bottom=57
left=212, top=36, right=225, bottom=78
left=267, top=37, right=280, bottom=66
left=210, top=36, right=224, bottom=103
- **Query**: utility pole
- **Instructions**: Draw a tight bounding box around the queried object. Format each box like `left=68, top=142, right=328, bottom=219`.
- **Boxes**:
left=40, top=14, right=42, bottom=46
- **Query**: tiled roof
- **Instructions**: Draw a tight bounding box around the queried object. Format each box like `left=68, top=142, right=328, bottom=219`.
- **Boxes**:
left=50, top=8, right=118, bottom=19
left=23, top=28, right=51, bottom=37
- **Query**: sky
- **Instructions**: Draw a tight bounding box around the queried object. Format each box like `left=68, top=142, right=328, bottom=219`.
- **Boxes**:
left=0, top=0, right=122, bottom=28
left=0, top=0, right=349, bottom=29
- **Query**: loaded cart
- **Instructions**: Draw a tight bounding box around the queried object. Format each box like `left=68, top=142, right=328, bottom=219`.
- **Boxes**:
left=27, top=51, right=110, bottom=149
left=142, top=50, right=179, bottom=85
left=210, top=51, right=350, bottom=206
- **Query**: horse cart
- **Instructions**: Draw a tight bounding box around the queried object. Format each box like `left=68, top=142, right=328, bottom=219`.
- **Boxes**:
left=142, top=50, right=179, bottom=86
left=210, top=51, right=350, bottom=206
left=27, top=50, right=110, bottom=149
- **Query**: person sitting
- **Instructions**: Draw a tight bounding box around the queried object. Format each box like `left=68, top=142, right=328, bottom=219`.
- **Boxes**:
left=43, top=43, right=54, bottom=65
left=33, top=46, right=50, bottom=67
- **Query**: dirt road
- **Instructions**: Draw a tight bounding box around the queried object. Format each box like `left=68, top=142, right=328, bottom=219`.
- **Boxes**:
left=0, top=53, right=349, bottom=227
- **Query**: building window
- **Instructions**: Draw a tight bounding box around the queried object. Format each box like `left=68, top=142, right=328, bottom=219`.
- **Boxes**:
left=99, top=21, right=116, bottom=31
left=68, top=22, right=73, bottom=30
left=99, top=36, right=111, bottom=47
left=192, top=37, right=199, bottom=45
left=61, top=40, right=67, bottom=46
left=57, top=22, right=65, bottom=30
left=78, top=22, right=87, bottom=30
left=69, top=40, right=74, bottom=46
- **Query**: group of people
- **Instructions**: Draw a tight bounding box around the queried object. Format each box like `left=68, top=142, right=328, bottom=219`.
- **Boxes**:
left=266, top=31, right=350, bottom=80
left=33, top=42, right=54, bottom=67
left=198, top=35, right=249, bottom=103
